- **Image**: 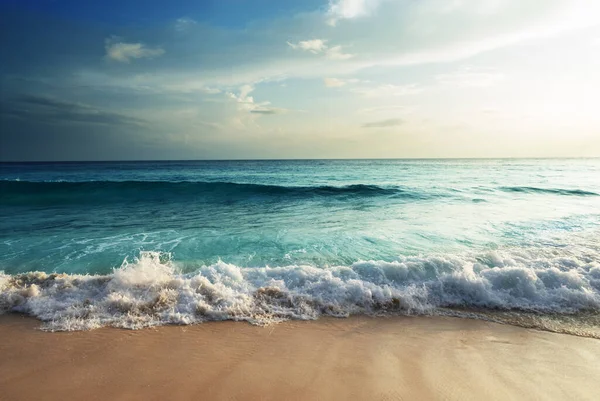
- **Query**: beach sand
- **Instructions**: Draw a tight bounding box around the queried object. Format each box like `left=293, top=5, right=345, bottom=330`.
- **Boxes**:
left=1, top=315, right=599, bottom=401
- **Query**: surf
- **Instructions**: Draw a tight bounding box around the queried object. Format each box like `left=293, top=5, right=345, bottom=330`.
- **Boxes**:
left=2, top=244, right=599, bottom=336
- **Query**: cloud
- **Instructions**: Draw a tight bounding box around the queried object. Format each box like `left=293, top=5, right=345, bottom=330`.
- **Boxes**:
left=327, top=0, right=382, bottom=26
left=227, top=85, right=287, bottom=116
left=26, top=0, right=594, bottom=97
left=360, top=0, right=600, bottom=69
left=250, top=108, right=287, bottom=115
left=324, top=77, right=365, bottom=88
left=105, top=37, right=165, bottom=63
left=362, top=118, right=404, bottom=128
left=231, top=84, right=255, bottom=103
left=3, top=0, right=600, bottom=160
left=108, top=0, right=589, bottom=93
left=2, top=95, right=146, bottom=127
left=326, top=45, right=354, bottom=60
left=288, top=39, right=354, bottom=60
left=175, top=17, right=197, bottom=32
left=287, top=39, right=328, bottom=53
left=324, top=78, right=347, bottom=87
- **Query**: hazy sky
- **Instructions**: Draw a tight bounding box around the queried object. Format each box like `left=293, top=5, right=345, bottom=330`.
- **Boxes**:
left=1, top=0, right=600, bottom=160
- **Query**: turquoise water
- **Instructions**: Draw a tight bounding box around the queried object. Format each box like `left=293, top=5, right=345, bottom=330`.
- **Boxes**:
left=1, top=159, right=600, bottom=333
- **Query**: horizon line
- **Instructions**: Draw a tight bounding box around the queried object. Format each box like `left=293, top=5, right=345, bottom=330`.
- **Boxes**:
left=1, top=156, right=600, bottom=163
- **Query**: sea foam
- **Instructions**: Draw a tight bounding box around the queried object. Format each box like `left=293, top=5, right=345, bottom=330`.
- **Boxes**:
left=2, top=243, right=599, bottom=334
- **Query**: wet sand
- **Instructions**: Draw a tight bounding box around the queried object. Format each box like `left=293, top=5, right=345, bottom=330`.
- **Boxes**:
left=1, top=315, right=599, bottom=401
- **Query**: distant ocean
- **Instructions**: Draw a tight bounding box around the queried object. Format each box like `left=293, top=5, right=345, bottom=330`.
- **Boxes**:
left=1, top=159, right=599, bottom=335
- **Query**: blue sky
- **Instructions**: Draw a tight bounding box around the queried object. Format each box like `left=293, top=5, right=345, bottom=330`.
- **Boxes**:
left=1, top=0, right=600, bottom=160
left=2, top=0, right=325, bottom=26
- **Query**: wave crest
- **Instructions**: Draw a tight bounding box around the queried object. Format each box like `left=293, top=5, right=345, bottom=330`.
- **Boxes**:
left=2, top=248, right=599, bottom=334
left=0, top=181, right=423, bottom=206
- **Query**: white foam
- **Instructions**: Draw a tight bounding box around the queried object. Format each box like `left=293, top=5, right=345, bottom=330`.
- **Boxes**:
left=1, top=244, right=600, bottom=332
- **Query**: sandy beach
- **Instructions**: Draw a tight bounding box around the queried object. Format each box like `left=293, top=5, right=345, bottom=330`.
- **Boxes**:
left=1, top=315, right=599, bottom=401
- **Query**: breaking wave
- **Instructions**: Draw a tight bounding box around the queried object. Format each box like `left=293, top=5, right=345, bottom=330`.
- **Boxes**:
left=2, top=246, right=599, bottom=336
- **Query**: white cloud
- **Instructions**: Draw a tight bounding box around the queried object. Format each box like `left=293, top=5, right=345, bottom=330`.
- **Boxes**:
left=175, top=17, right=197, bottom=32
left=287, top=39, right=328, bottom=54
left=227, top=85, right=287, bottom=115
left=324, top=77, right=363, bottom=87
left=237, top=84, right=255, bottom=103
left=89, top=1, right=600, bottom=94
left=327, top=0, right=382, bottom=26
left=288, top=39, right=354, bottom=60
left=105, top=37, right=165, bottom=63
left=326, top=45, right=354, bottom=60
left=391, top=1, right=598, bottom=65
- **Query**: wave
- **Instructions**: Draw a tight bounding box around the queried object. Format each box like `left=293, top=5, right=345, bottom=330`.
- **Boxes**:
left=2, top=181, right=596, bottom=207
left=2, top=247, right=599, bottom=335
left=500, top=186, right=599, bottom=197
left=0, top=180, right=426, bottom=206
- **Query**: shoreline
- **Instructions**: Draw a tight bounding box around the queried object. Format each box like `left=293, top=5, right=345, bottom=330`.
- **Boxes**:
left=1, top=314, right=599, bottom=401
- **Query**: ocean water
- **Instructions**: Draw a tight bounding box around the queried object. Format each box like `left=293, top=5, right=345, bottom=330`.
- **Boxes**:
left=1, top=159, right=599, bottom=335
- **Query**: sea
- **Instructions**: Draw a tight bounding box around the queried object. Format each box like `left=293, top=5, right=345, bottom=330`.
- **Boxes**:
left=1, top=159, right=599, bottom=336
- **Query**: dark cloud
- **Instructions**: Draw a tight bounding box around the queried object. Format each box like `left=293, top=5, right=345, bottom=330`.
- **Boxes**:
left=1, top=95, right=146, bottom=127
left=362, top=118, right=404, bottom=128
left=249, top=108, right=287, bottom=115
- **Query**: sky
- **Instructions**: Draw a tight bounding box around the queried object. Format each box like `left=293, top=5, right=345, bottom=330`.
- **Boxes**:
left=1, top=0, right=600, bottom=161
